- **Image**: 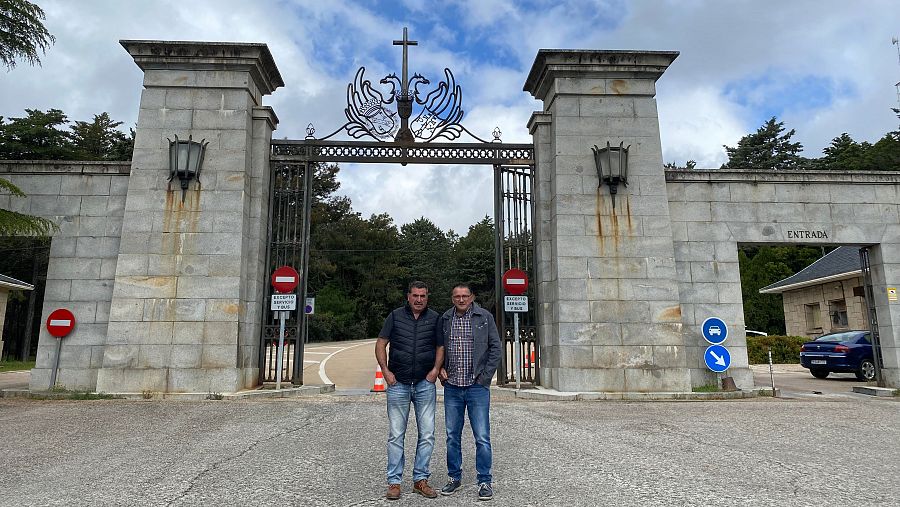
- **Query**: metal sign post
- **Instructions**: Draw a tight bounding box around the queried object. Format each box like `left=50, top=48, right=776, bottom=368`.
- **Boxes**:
left=46, top=308, right=76, bottom=389
left=276, top=310, right=286, bottom=390
left=504, top=294, right=528, bottom=390
left=270, top=266, right=300, bottom=390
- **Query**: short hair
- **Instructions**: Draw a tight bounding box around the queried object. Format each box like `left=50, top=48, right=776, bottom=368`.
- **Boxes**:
left=451, top=283, right=473, bottom=295
left=408, top=280, right=428, bottom=293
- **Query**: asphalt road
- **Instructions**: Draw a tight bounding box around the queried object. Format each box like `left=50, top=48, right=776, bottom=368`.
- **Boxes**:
left=750, top=364, right=870, bottom=397
left=1, top=393, right=897, bottom=506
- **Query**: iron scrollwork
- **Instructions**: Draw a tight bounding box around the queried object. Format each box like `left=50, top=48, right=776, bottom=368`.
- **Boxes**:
left=313, top=27, right=489, bottom=144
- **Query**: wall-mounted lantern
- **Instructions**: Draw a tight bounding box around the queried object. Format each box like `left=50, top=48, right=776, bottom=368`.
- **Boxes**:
left=167, top=134, right=208, bottom=202
left=592, top=141, right=630, bottom=209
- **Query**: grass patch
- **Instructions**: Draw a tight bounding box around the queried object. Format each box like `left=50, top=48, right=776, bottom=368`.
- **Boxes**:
left=0, top=360, right=35, bottom=373
left=692, top=384, right=721, bottom=393
left=894, top=389, right=900, bottom=397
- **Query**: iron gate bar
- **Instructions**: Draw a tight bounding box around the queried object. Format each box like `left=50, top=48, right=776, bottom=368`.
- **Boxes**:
left=272, top=139, right=533, bottom=166
left=494, top=164, right=538, bottom=386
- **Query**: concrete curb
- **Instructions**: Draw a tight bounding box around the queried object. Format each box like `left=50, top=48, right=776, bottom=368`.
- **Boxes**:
left=852, top=386, right=897, bottom=397
left=1, top=384, right=336, bottom=400
left=490, top=386, right=758, bottom=401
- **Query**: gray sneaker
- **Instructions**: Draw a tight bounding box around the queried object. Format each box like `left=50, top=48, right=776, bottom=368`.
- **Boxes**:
left=440, top=479, right=462, bottom=496
left=478, top=482, right=493, bottom=500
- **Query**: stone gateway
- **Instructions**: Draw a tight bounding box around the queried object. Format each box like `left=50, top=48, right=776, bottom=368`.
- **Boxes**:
left=2, top=39, right=898, bottom=394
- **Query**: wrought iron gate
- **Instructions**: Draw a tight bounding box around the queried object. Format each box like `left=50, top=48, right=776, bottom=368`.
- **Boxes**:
left=859, top=247, right=885, bottom=386
left=260, top=161, right=312, bottom=384
left=494, top=165, right=538, bottom=385
left=260, top=26, right=539, bottom=386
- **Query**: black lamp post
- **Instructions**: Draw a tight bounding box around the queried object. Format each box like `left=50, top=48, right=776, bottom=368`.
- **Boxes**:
left=592, top=141, right=630, bottom=209
left=167, top=134, right=208, bottom=202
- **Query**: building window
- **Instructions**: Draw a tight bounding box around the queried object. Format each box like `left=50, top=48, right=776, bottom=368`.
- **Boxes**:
left=805, top=303, right=821, bottom=331
left=829, top=299, right=848, bottom=329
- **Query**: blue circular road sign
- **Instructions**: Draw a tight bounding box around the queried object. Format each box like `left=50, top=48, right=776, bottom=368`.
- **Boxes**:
left=701, top=317, right=728, bottom=344
left=704, top=345, right=731, bottom=373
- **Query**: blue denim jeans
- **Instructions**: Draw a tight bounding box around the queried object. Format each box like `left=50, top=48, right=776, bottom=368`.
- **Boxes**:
left=444, top=383, right=492, bottom=484
left=386, top=379, right=437, bottom=484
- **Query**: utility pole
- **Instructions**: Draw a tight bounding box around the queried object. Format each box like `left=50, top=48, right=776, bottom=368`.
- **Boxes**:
left=892, top=37, right=900, bottom=117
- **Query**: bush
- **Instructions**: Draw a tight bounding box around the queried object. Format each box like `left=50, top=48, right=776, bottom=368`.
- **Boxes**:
left=747, top=335, right=807, bottom=364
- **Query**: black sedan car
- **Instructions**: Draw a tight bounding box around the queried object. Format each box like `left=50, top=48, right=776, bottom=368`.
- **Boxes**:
left=799, top=330, right=876, bottom=381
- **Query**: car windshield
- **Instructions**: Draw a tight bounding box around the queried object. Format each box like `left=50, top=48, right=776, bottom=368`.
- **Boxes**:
left=815, top=332, right=866, bottom=343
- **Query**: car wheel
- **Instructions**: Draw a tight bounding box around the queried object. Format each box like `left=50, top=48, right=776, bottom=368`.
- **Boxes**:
left=856, top=360, right=876, bottom=381
left=810, top=369, right=829, bottom=379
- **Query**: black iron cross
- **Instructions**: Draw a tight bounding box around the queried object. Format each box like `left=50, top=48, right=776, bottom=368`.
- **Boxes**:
left=393, top=27, right=418, bottom=96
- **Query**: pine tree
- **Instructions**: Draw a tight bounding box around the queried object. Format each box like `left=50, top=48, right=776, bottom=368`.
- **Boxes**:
left=722, top=117, right=805, bottom=170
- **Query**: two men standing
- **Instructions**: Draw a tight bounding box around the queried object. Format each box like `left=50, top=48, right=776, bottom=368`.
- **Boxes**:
left=376, top=281, right=501, bottom=501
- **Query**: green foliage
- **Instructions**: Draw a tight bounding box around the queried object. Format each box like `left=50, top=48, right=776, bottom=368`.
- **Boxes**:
left=746, top=335, right=807, bottom=364
left=723, top=117, right=805, bottom=170
left=0, top=359, right=33, bottom=372
left=0, top=178, right=57, bottom=235
left=726, top=118, right=900, bottom=171
left=71, top=113, right=134, bottom=160
left=0, top=108, right=133, bottom=161
left=691, top=384, right=721, bottom=393
left=0, top=0, right=55, bottom=70
left=739, top=245, right=823, bottom=335
left=452, top=216, right=496, bottom=311
left=0, top=108, right=77, bottom=160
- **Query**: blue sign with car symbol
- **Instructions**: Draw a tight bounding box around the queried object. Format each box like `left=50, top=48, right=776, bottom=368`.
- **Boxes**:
left=701, top=317, right=728, bottom=344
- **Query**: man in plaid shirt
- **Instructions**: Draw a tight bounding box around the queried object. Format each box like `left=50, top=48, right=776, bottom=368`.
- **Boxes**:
left=437, top=283, right=501, bottom=501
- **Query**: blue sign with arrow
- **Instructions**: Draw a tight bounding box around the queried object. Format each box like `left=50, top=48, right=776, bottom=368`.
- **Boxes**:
left=701, top=317, right=728, bottom=344
left=704, top=345, right=731, bottom=372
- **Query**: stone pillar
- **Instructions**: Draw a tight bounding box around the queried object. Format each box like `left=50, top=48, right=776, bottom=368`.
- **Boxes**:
left=524, top=50, right=691, bottom=392
left=868, top=244, right=900, bottom=388
left=95, top=41, right=283, bottom=394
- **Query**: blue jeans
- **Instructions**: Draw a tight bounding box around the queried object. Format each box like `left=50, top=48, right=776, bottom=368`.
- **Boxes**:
left=444, top=383, right=492, bottom=484
left=386, top=379, right=437, bottom=484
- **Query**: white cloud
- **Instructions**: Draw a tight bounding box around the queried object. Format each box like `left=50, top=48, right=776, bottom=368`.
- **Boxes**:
left=2, top=0, right=898, bottom=233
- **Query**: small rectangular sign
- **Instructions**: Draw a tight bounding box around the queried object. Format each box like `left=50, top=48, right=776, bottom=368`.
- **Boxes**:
left=271, top=294, right=297, bottom=311
left=504, top=295, right=528, bottom=313
left=888, top=287, right=898, bottom=302
left=305, top=297, right=315, bottom=315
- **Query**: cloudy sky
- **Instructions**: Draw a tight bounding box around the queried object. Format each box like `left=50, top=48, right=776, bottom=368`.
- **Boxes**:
left=2, top=0, right=898, bottom=234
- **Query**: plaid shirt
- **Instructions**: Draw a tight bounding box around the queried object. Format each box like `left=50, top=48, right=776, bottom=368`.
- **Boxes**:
left=446, top=305, right=475, bottom=387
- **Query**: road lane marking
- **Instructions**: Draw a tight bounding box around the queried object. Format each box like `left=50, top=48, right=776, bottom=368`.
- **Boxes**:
left=319, top=339, right=376, bottom=385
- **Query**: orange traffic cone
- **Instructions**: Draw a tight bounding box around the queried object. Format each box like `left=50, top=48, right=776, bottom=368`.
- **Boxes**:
left=371, top=365, right=386, bottom=392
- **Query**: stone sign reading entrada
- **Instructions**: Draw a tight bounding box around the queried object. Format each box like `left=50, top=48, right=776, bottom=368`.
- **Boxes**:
left=2, top=39, right=898, bottom=394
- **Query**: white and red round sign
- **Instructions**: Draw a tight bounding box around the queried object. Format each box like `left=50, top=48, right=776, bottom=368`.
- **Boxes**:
left=46, top=308, right=76, bottom=338
left=501, top=268, right=529, bottom=295
left=271, top=265, right=300, bottom=293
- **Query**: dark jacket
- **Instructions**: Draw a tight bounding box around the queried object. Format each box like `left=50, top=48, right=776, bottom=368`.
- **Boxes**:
left=379, top=304, right=441, bottom=384
left=440, top=303, right=502, bottom=387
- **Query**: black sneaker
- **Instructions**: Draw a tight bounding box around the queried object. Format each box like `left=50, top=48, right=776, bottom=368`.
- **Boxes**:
left=440, top=478, right=462, bottom=496
left=478, top=482, right=493, bottom=501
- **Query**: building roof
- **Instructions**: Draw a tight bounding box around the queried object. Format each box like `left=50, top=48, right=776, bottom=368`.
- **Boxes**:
left=0, top=274, right=34, bottom=291
left=759, top=246, right=861, bottom=294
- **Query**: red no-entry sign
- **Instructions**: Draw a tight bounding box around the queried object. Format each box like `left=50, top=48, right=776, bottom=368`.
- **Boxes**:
left=271, top=265, right=300, bottom=293
left=46, top=308, right=76, bottom=338
left=502, top=268, right=529, bottom=295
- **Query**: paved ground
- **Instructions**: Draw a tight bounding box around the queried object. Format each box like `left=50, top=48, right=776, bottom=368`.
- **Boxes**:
left=0, top=370, right=28, bottom=390
left=0, top=393, right=897, bottom=506
left=750, top=364, right=870, bottom=397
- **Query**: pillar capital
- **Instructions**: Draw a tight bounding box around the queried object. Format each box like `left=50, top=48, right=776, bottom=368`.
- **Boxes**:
left=524, top=49, right=679, bottom=102
left=120, top=40, right=284, bottom=96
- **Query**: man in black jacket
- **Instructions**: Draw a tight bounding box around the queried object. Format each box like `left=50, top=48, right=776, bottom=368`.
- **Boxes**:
left=375, top=281, right=444, bottom=500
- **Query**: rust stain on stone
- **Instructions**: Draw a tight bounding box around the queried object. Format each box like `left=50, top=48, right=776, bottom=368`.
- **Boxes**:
left=610, top=79, right=628, bottom=94
left=596, top=190, right=604, bottom=255
left=625, top=197, right=633, bottom=234
left=223, top=303, right=240, bottom=315
left=657, top=305, right=682, bottom=322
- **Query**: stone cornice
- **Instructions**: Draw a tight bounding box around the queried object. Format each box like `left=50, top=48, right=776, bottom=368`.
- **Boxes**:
left=120, top=40, right=284, bottom=96
left=0, top=160, right=131, bottom=175
left=665, top=168, right=900, bottom=184
left=524, top=50, right=679, bottom=101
